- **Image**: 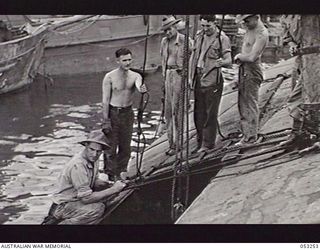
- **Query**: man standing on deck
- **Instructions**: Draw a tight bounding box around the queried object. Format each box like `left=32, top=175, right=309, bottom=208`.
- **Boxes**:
left=189, top=15, right=232, bottom=152
left=160, top=15, right=192, bottom=156
left=278, top=15, right=303, bottom=147
left=102, top=48, right=147, bottom=180
left=42, top=130, right=126, bottom=225
left=234, top=15, right=268, bottom=146
left=279, top=15, right=320, bottom=149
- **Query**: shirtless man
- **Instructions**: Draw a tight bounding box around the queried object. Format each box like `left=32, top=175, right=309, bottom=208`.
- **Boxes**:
left=234, top=15, right=268, bottom=146
left=102, top=48, right=147, bottom=179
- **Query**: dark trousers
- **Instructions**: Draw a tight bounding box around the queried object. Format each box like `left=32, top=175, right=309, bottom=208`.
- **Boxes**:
left=104, top=106, right=134, bottom=176
left=194, top=72, right=223, bottom=149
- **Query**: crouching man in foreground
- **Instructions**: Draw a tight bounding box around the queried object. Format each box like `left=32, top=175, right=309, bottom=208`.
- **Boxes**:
left=42, top=130, right=126, bottom=225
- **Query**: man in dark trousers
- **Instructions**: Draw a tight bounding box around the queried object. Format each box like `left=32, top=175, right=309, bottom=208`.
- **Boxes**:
left=102, top=48, right=147, bottom=180
left=189, top=15, right=232, bottom=152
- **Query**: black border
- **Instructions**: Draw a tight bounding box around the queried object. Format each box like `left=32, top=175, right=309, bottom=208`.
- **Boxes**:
left=0, top=0, right=319, bottom=14
left=1, top=225, right=320, bottom=242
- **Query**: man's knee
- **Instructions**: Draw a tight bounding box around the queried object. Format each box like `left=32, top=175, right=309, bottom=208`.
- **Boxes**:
left=58, top=202, right=105, bottom=225
left=90, top=203, right=105, bottom=218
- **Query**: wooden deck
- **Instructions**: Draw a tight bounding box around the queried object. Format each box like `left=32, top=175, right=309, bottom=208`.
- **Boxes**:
left=98, top=58, right=296, bottom=224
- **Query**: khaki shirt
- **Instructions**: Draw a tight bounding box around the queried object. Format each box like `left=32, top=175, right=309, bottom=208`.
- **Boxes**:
left=189, top=30, right=231, bottom=88
left=197, top=34, right=216, bottom=68
left=52, top=151, right=99, bottom=204
left=160, top=32, right=192, bottom=77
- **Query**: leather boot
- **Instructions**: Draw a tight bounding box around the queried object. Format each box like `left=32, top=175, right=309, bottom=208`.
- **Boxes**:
left=41, top=203, right=63, bottom=225
left=279, top=119, right=303, bottom=147
left=302, top=103, right=320, bottom=137
left=296, top=103, right=320, bottom=151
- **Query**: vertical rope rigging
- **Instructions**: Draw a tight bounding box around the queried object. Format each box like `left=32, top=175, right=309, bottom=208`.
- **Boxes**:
left=135, top=15, right=150, bottom=180
left=216, top=14, right=227, bottom=140
left=183, top=15, right=191, bottom=207
left=171, top=15, right=191, bottom=221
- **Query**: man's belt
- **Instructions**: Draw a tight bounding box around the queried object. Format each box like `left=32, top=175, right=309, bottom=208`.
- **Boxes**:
left=293, top=46, right=320, bottom=56
left=302, top=103, right=320, bottom=111
left=110, top=104, right=132, bottom=113
left=166, top=65, right=181, bottom=70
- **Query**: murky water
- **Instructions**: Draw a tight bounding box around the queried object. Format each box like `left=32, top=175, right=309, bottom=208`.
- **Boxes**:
left=0, top=62, right=276, bottom=224
left=0, top=70, right=164, bottom=224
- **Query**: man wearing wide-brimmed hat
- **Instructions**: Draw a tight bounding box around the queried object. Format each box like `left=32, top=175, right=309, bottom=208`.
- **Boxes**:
left=235, top=14, right=258, bottom=24
left=233, top=14, right=268, bottom=146
left=42, top=129, right=126, bottom=225
left=160, top=15, right=192, bottom=155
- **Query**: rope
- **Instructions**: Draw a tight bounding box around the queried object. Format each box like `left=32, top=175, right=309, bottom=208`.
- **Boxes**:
left=51, top=16, right=101, bottom=35
left=0, top=42, right=41, bottom=65
left=213, top=153, right=302, bottom=180
left=184, top=16, right=191, bottom=207
left=23, top=15, right=38, bottom=26
left=135, top=15, right=150, bottom=179
left=121, top=141, right=298, bottom=192
left=148, top=127, right=291, bottom=177
left=170, top=160, right=178, bottom=220
left=170, top=15, right=191, bottom=221
left=216, top=15, right=226, bottom=140
left=153, top=96, right=165, bottom=139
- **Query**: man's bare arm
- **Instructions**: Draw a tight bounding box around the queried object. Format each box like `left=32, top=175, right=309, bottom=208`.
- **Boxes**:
left=235, top=32, right=268, bottom=63
left=102, top=74, right=112, bottom=121
left=160, top=38, right=166, bottom=78
left=134, top=73, right=147, bottom=93
left=188, top=45, right=197, bottom=88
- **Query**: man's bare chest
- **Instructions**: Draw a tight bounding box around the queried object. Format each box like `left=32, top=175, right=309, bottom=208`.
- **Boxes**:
left=243, top=34, right=256, bottom=50
left=111, top=75, right=135, bottom=91
left=167, top=42, right=178, bottom=55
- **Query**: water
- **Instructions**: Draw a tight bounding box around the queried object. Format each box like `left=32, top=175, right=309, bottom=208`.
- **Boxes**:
left=0, top=70, right=163, bottom=224
left=0, top=62, right=276, bottom=224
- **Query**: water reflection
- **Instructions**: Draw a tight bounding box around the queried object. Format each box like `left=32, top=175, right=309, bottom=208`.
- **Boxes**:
left=0, top=70, right=163, bottom=224
left=0, top=63, right=275, bottom=224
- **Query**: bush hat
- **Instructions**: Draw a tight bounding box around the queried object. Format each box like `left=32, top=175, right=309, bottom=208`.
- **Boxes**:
left=235, top=14, right=258, bottom=23
left=161, top=15, right=182, bottom=30
left=79, top=129, right=111, bottom=150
